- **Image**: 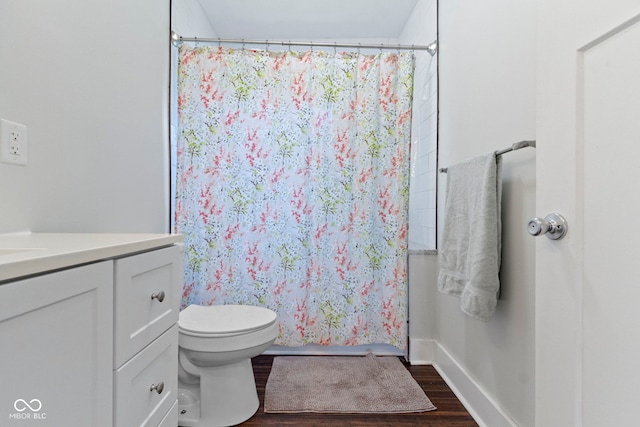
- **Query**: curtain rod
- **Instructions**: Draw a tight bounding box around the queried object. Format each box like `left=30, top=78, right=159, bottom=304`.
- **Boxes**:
left=439, top=140, right=536, bottom=173
left=171, top=32, right=438, bottom=56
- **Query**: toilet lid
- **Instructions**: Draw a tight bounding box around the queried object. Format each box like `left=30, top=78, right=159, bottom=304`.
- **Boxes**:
left=179, top=304, right=278, bottom=335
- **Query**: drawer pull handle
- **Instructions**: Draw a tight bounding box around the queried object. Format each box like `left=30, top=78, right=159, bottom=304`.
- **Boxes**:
left=150, top=382, right=164, bottom=394
left=151, top=291, right=165, bottom=302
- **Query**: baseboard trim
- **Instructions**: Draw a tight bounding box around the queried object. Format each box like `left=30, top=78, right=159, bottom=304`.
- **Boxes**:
left=433, top=343, right=518, bottom=427
left=408, top=338, right=436, bottom=364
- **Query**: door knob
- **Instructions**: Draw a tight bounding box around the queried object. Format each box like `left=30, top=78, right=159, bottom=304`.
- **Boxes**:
left=528, top=213, right=568, bottom=240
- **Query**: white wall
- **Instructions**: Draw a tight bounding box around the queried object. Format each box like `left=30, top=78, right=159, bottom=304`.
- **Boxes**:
left=0, top=0, right=169, bottom=234
left=172, top=0, right=218, bottom=38
left=438, top=1, right=536, bottom=426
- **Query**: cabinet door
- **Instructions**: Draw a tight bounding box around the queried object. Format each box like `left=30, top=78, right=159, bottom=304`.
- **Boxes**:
left=113, top=246, right=181, bottom=367
left=0, top=262, right=113, bottom=427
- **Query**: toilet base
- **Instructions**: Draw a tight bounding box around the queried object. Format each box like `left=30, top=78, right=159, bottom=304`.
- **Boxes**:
left=177, top=387, right=200, bottom=426
left=178, top=358, right=260, bottom=427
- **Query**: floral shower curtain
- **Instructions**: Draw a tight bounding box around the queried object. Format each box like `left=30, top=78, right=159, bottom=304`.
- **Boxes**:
left=175, top=45, right=414, bottom=350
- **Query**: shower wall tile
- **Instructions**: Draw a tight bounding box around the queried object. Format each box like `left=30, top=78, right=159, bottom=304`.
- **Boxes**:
left=408, top=49, right=437, bottom=250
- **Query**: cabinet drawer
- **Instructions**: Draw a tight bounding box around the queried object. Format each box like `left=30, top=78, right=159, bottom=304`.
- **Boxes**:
left=114, top=325, right=178, bottom=427
left=114, top=245, right=182, bottom=367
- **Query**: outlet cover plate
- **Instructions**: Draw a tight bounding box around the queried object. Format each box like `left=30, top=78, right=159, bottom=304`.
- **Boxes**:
left=1, top=118, right=28, bottom=165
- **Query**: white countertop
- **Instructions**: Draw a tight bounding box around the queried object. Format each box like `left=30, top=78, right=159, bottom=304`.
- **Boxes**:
left=0, top=232, right=182, bottom=282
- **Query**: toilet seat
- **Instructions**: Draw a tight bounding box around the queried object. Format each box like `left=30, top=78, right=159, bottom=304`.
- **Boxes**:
left=179, top=304, right=278, bottom=337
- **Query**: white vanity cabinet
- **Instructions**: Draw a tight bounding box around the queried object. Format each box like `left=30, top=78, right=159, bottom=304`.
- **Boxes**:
left=0, top=261, right=115, bottom=426
left=113, top=245, right=182, bottom=427
left=0, top=234, right=182, bottom=427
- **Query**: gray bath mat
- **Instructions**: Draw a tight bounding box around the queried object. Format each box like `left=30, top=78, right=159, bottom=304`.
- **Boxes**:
left=264, top=353, right=436, bottom=413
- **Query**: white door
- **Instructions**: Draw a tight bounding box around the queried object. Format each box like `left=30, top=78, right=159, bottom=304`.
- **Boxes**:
left=536, top=1, right=640, bottom=426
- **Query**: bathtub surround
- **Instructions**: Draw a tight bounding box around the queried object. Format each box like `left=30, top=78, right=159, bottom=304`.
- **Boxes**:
left=398, top=0, right=440, bottom=368
left=402, top=0, right=439, bottom=251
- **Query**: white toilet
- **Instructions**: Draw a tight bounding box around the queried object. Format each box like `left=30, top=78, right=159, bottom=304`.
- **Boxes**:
left=177, top=304, right=278, bottom=427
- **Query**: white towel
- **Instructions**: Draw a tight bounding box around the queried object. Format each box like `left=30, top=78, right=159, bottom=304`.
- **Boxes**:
left=438, top=152, right=502, bottom=321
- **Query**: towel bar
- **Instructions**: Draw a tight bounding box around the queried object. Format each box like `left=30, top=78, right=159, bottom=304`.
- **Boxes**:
left=439, top=140, right=536, bottom=173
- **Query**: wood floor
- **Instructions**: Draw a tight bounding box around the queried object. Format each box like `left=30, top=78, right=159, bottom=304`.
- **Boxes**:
left=242, top=355, right=478, bottom=426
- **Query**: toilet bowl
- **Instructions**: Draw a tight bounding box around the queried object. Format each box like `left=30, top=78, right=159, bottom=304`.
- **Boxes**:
left=177, top=304, right=278, bottom=427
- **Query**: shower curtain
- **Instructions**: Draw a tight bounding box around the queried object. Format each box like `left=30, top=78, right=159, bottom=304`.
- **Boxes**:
left=175, top=45, right=414, bottom=350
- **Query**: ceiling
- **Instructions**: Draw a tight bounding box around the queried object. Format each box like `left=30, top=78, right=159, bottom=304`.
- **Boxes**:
left=196, top=0, right=420, bottom=40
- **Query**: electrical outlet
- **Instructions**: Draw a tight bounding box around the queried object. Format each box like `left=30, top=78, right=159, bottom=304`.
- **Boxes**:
left=1, top=119, right=28, bottom=165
